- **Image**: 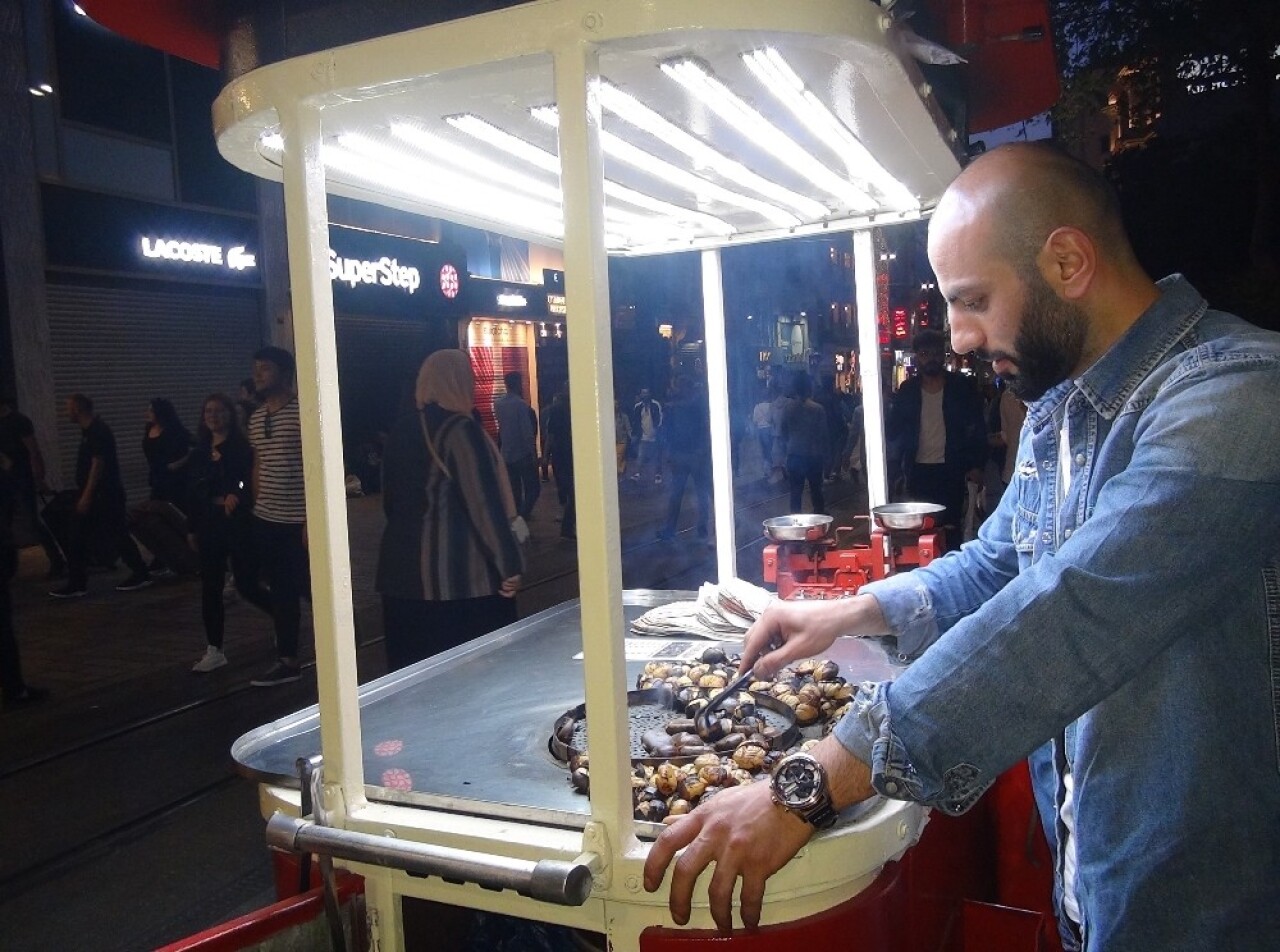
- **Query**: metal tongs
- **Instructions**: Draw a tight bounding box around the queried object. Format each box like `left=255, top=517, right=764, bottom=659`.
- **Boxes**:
left=693, top=663, right=757, bottom=739
left=693, top=637, right=779, bottom=739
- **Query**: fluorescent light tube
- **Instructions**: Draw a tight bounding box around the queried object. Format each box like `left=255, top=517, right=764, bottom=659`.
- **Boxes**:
left=660, top=58, right=877, bottom=213
left=446, top=113, right=734, bottom=237
left=742, top=48, right=918, bottom=212
left=598, top=81, right=829, bottom=220
left=531, top=104, right=799, bottom=228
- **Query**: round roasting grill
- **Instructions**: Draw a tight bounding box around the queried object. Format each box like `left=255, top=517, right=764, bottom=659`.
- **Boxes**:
left=548, top=687, right=799, bottom=767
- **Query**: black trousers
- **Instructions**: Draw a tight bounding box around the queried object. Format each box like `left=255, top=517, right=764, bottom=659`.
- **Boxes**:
left=786, top=453, right=825, bottom=514
left=0, top=546, right=25, bottom=697
left=906, top=462, right=967, bottom=533
left=662, top=454, right=711, bottom=534
left=197, top=513, right=271, bottom=648
left=381, top=594, right=517, bottom=672
left=505, top=456, right=541, bottom=520
left=67, top=498, right=147, bottom=590
left=253, top=517, right=310, bottom=660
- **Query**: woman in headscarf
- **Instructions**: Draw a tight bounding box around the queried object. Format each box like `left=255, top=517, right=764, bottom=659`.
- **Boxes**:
left=375, top=350, right=524, bottom=670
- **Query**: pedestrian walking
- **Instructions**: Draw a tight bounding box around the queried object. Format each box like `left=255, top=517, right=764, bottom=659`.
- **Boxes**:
left=187, top=393, right=272, bottom=673
left=246, top=347, right=311, bottom=687
left=49, top=394, right=152, bottom=598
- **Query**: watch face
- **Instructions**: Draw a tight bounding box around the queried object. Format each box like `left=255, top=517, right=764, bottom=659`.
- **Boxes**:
left=775, top=756, right=823, bottom=810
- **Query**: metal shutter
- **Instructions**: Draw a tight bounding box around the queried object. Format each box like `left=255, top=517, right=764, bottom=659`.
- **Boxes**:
left=46, top=283, right=263, bottom=503
left=335, top=314, right=435, bottom=451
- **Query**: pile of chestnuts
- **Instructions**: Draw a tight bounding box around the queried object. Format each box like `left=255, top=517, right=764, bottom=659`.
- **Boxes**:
left=565, top=645, right=857, bottom=822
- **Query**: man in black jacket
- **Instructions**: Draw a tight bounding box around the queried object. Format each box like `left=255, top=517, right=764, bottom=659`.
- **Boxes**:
left=50, top=394, right=152, bottom=598
left=886, top=330, right=986, bottom=534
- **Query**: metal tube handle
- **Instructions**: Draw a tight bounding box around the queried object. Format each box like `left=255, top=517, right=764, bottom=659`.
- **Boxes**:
left=266, top=814, right=595, bottom=906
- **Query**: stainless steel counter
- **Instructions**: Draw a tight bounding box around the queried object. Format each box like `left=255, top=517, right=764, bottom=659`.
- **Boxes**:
left=232, top=590, right=902, bottom=830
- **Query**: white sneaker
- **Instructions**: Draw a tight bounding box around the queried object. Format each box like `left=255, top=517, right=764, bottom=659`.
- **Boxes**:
left=192, top=646, right=228, bottom=673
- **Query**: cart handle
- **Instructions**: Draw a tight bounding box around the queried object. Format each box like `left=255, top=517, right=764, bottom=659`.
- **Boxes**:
left=266, top=813, right=595, bottom=906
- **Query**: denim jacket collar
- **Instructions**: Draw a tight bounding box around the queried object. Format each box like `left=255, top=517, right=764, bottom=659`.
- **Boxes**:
left=1025, top=274, right=1207, bottom=430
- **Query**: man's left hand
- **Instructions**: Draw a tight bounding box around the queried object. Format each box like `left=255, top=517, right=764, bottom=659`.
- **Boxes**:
left=643, top=779, right=813, bottom=932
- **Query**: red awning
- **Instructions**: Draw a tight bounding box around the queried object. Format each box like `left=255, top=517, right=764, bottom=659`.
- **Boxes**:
left=924, top=0, right=1061, bottom=133
left=76, top=0, right=221, bottom=69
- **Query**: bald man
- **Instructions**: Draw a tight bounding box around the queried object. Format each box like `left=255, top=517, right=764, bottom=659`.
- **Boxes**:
left=644, top=142, right=1280, bottom=951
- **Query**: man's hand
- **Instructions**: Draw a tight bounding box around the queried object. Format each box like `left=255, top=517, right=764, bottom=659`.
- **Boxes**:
left=740, top=595, right=888, bottom=678
left=642, top=778, right=813, bottom=932
left=223, top=493, right=240, bottom=515
left=75, top=494, right=91, bottom=516
left=500, top=575, right=521, bottom=598
left=643, top=737, right=878, bottom=932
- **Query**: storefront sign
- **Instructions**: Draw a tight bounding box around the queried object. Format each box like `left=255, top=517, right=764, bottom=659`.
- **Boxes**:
left=440, top=264, right=461, bottom=299
left=468, top=275, right=548, bottom=320
left=892, top=307, right=909, bottom=340
left=43, top=184, right=261, bottom=287
left=329, top=250, right=420, bottom=294
left=543, top=269, right=567, bottom=317
left=140, top=236, right=258, bottom=271
left=327, top=224, right=467, bottom=320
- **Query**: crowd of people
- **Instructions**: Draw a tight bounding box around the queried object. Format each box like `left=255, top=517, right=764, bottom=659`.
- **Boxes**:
left=0, top=346, right=315, bottom=702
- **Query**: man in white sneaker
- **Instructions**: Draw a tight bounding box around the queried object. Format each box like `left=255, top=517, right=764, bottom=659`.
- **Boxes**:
left=245, top=348, right=310, bottom=687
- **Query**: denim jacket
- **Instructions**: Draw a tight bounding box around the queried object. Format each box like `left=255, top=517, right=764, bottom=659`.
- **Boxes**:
left=835, top=276, right=1280, bottom=951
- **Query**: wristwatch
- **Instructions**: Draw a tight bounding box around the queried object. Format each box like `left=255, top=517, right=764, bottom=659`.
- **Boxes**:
left=770, top=752, right=839, bottom=830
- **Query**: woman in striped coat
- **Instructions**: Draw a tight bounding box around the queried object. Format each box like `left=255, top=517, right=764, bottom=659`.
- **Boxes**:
left=376, top=350, right=524, bottom=670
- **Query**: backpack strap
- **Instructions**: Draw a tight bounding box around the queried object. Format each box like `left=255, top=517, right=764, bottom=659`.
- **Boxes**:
left=419, top=411, right=468, bottom=482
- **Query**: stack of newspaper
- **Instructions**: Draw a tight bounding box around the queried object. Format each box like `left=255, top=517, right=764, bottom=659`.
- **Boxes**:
left=630, top=578, right=775, bottom=639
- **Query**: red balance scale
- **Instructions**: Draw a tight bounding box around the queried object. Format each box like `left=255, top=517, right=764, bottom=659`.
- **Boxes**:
left=762, top=503, right=947, bottom=599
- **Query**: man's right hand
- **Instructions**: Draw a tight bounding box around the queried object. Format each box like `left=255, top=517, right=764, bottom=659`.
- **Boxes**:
left=740, top=594, right=888, bottom=678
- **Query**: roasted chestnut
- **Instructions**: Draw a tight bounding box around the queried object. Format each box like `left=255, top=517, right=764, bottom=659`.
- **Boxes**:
left=682, top=744, right=717, bottom=757
left=642, top=729, right=670, bottom=753
left=667, top=798, right=692, bottom=817
left=693, top=752, right=722, bottom=768
left=665, top=718, right=697, bottom=736
left=635, top=798, right=669, bottom=823
left=555, top=718, right=577, bottom=744
left=733, top=741, right=769, bottom=771
left=676, top=775, right=707, bottom=801
left=571, top=766, right=590, bottom=793
left=813, top=660, right=840, bottom=682
left=700, top=646, right=729, bottom=665
left=797, top=683, right=823, bottom=706
left=713, top=732, right=747, bottom=752
left=794, top=702, right=821, bottom=726
left=697, top=717, right=733, bottom=743
left=654, top=763, right=682, bottom=796
left=698, top=764, right=730, bottom=787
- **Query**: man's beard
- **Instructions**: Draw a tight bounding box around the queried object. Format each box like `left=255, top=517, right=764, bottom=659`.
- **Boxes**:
left=991, top=274, right=1088, bottom=402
